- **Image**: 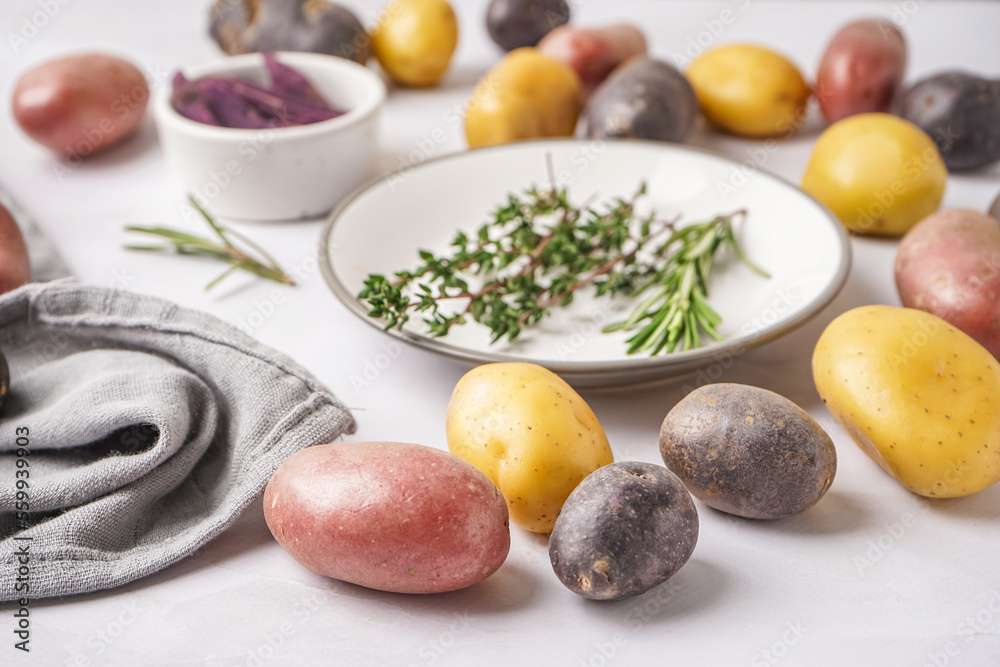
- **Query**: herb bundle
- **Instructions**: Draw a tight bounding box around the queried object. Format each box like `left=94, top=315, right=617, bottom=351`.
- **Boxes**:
left=359, top=180, right=768, bottom=355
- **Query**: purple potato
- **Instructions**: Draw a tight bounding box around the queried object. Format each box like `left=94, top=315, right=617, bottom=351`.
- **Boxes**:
left=660, top=383, right=837, bottom=520
left=898, top=71, right=1000, bottom=171
left=549, top=462, right=699, bottom=601
left=584, top=58, right=697, bottom=143
left=209, top=0, right=370, bottom=64
left=486, top=0, right=570, bottom=52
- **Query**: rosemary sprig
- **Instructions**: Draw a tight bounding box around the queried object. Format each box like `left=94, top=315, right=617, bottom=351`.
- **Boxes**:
left=358, top=181, right=768, bottom=355
left=124, top=196, right=295, bottom=290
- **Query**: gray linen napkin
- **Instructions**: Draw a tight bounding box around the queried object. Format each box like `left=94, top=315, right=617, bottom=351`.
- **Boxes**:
left=0, top=282, right=356, bottom=600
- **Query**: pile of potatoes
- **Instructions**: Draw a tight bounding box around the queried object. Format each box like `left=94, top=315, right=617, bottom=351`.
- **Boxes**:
left=264, top=363, right=844, bottom=601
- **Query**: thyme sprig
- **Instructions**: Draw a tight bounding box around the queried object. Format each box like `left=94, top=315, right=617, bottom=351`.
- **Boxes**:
left=124, top=196, right=295, bottom=291
left=359, top=181, right=768, bottom=355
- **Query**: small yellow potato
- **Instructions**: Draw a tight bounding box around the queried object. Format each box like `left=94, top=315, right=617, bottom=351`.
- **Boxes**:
left=813, top=305, right=1000, bottom=498
left=372, top=0, right=458, bottom=87
left=686, top=43, right=810, bottom=138
left=801, top=113, right=947, bottom=236
left=464, top=48, right=581, bottom=148
left=446, top=362, right=613, bottom=532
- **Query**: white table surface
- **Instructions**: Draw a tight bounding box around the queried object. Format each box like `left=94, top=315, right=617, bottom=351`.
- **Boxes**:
left=3, top=1, right=1000, bottom=665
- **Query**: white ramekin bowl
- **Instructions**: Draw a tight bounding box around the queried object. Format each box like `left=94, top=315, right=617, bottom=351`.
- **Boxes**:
left=154, top=52, right=385, bottom=221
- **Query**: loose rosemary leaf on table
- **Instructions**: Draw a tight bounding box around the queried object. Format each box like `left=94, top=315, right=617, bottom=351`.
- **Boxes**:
left=123, top=196, right=295, bottom=291
left=359, top=182, right=768, bottom=355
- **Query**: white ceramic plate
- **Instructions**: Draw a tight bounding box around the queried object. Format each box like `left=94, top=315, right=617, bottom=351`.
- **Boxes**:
left=320, top=140, right=851, bottom=387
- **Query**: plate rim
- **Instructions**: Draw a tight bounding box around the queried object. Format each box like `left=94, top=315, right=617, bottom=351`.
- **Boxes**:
left=318, top=138, right=852, bottom=378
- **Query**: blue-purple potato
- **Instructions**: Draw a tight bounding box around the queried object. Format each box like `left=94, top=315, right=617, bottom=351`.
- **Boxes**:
left=486, top=0, right=570, bottom=52
left=209, top=0, right=370, bottom=64
left=660, top=384, right=837, bottom=520
left=584, top=58, right=697, bottom=143
left=548, top=461, right=699, bottom=600
left=263, top=442, right=510, bottom=594
left=898, top=72, right=1000, bottom=171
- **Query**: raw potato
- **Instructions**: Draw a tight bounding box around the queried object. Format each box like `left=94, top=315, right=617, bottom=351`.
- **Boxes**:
left=659, top=384, right=837, bottom=519
left=583, top=58, right=697, bottom=143
left=537, top=24, right=647, bottom=99
left=686, top=44, right=810, bottom=137
left=895, top=209, right=1000, bottom=359
left=263, top=442, right=510, bottom=594
left=372, top=0, right=458, bottom=87
left=813, top=305, right=1000, bottom=498
left=549, top=462, right=698, bottom=600
left=486, top=0, right=570, bottom=52
left=0, top=203, right=30, bottom=295
left=12, top=53, right=148, bottom=157
left=816, top=19, right=907, bottom=123
left=464, top=48, right=581, bottom=149
left=898, top=72, right=1000, bottom=172
left=446, top=362, right=613, bottom=533
left=209, top=0, right=370, bottom=63
left=801, top=113, right=947, bottom=236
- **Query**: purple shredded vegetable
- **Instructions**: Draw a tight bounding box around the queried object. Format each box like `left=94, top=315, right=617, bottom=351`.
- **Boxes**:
left=171, top=53, right=345, bottom=128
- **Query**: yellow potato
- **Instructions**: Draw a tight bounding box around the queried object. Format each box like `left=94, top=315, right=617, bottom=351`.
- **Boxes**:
left=686, top=43, right=810, bottom=138
left=802, top=113, right=947, bottom=236
left=372, top=0, right=458, bottom=87
left=813, top=305, right=1000, bottom=498
left=446, top=362, right=613, bottom=533
left=464, top=48, right=581, bottom=148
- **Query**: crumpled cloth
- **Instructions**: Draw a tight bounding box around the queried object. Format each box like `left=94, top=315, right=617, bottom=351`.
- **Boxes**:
left=0, top=282, right=356, bottom=600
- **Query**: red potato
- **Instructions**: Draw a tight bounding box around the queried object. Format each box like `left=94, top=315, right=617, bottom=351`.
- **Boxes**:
left=537, top=24, right=648, bottom=99
left=0, top=203, right=30, bottom=295
left=895, top=209, right=1000, bottom=358
left=263, top=442, right=510, bottom=594
left=816, top=19, right=906, bottom=124
left=12, top=53, right=149, bottom=157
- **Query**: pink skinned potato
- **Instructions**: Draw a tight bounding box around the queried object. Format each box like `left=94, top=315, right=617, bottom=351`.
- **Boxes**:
left=263, top=441, right=511, bottom=594
left=895, top=209, right=1000, bottom=359
left=537, top=24, right=647, bottom=99
left=815, top=19, right=906, bottom=124
left=12, top=53, right=149, bottom=157
left=0, top=203, right=30, bottom=295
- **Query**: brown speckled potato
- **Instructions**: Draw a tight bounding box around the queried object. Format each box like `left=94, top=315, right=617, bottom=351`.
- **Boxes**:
left=659, top=384, right=837, bottom=520
left=263, top=442, right=510, bottom=594
left=548, top=461, right=698, bottom=600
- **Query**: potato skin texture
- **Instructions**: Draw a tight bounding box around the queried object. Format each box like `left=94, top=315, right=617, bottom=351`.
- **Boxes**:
left=899, top=72, right=1000, bottom=172
left=537, top=24, right=647, bottom=100
left=686, top=44, right=810, bottom=138
left=549, top=462, right=698, bottom=600
left=372, top=0, right=458, bottom=87
left=486, top=0, right=570, bottom=52
left=446, top=362, right=613, bottom=533
left=813, top=306, right=1000, bottom=498
left=895, top=209, right=1000, bottom=359
left=584, top=58, right=697, bottom=143
left=801, top=113, right=947, bottom=237
left=464, top=48, right=581, bottom=148
left=660, top=384, right=836, bottom=520
left=0, top=203, right=30, bottom=295
left=816, top=19, right=906, bottom=124
left=263, top=442, right=510, bottom=594
left=12, top=53, right=148, bottom=156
